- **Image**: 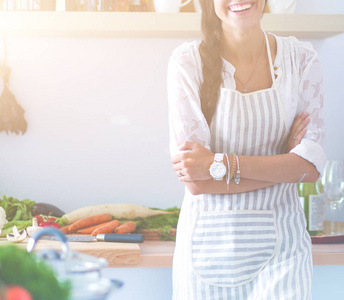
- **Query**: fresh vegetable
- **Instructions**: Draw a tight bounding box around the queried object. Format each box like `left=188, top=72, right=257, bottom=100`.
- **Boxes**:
left=67, top=213, right=113, bottom=233
left=115, top=221, right=136, bottom=234
left=6, top=226, right=27, bottom=243
left=0, top=245, right=71, bottom=300
left=91, top=220, right=121, bottom=236
left=0, top=196, right=36, bottom=222
left=135, top=207, right=180, bottom=241
left=34, top=215, right=61, bottom=228
left=76, top=221, right=112, bottom=234
left=0, top=206, right=8, bottom=234
left=0, top=220, right=32, bottom=237
left=59, top=225, right=70, bottom=234
left=31, top=203, right=65, bottom=218
left=0, top=286, right=33, bottom=300
left=60, top=203, right=175, bottom=224
left=26, top=218, right=43, bottom=237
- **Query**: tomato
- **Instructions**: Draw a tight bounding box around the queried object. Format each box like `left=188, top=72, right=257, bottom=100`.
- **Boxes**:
left=2, top=286, right=32, bottom=300
left=33, top=215, right=60, bottom=228
left=34, top=215, right=44, bottom=224
left=38, top=221, right=51, bottom=227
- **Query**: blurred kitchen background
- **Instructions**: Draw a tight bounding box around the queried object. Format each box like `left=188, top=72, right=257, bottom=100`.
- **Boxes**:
left=0, top=0, right=343, bottom=299
left=0, top=1, right=343, bottom=214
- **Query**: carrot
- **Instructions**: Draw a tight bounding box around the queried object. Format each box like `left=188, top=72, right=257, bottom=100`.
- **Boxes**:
left=62, top=204, right=174, bottom=224
left=115, top=221, right=136, bottom=234
left=77, top=221, right=112, bottom=234
left=59, top=225, right=70, bottom=234
left=67, top=213, right=113, bottom=233
left=91, top=219, right=121, bottom=236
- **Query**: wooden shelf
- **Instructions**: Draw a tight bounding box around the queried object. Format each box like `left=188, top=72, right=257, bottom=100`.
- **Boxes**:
left=0, top=12, right=343, bottom=38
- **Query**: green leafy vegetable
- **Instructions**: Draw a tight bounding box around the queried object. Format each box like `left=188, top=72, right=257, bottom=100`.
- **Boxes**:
left=0, top=220, right=32, bottom=237
left=129, top=207, right=180, bottom=241
left=0, top=245, right=71, bottom=300
left=0, top=195, right=36, bottom=222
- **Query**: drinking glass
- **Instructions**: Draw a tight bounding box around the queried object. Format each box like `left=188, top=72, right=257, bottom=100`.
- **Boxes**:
left=316, top=160, right=344, bottom=235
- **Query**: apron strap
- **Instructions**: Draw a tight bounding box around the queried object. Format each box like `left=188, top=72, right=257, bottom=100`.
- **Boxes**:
left=264, top=32, right=277, bottom=87
left=264, top=32, right=287, bottom=131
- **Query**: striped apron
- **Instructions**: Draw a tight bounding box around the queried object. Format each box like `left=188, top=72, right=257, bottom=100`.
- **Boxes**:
left=172, top=33, right=313, bottom=300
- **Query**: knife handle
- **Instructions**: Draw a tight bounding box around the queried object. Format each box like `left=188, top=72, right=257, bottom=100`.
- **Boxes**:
left=99, top=234, right=145, bottom=243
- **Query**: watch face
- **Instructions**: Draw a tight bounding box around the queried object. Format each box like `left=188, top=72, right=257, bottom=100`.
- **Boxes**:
left=210, top=162, right=226, bottom=179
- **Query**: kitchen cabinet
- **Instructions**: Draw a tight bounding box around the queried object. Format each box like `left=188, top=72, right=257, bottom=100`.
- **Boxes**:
left=0, top=12, right=343, bottom=38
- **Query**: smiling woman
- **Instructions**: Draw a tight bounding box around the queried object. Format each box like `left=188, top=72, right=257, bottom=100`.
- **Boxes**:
left=167, top=0, right=325, bottom=299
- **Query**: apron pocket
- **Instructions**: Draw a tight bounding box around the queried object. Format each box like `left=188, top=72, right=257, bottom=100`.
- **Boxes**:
left=191, top=210, right=278, bottom=288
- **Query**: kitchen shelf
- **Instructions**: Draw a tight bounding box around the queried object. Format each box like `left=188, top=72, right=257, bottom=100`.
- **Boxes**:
left=0, top=11, right=343, bottom=38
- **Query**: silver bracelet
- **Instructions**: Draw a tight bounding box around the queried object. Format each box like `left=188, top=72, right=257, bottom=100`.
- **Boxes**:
left=297, top=173, right=307, bottom=183
left=224, top=153, right=230, bottom=190
left=234, top=154, right=241, bottom=187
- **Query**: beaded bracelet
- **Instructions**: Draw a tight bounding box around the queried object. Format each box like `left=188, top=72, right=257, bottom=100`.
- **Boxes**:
left=230, top=153, right=237, bottom=180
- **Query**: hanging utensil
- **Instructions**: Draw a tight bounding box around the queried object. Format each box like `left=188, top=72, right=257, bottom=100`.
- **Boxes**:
left=0, top=37, right=27, bottom=135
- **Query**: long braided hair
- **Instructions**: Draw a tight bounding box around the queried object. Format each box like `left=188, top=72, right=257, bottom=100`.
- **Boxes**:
left=199, top=0, right=223, bottom=126
left=199, top=0, right=267, bottom=126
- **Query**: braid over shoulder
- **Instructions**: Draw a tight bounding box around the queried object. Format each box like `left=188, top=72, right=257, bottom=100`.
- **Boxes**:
left=199, top=0, right=223, bottom=125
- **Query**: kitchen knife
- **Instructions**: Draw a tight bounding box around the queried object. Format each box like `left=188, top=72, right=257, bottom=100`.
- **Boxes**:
left=41, top=233, right=145, bottom=243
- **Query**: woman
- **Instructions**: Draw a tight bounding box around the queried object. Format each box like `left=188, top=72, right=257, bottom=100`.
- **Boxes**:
left=167, top=0, right=326, bottom=299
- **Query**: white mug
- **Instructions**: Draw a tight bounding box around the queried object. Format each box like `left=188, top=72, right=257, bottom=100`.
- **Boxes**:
left=153, top=0, right=192, bottom=13
left=193, top=0, right=201, bottom=12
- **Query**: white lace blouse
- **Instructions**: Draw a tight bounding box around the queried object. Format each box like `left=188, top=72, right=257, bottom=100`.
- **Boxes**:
left=168, top=34, right=326, bottom=176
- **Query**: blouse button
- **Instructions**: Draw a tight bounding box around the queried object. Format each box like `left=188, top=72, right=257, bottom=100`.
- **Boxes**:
left=274, top=66, right=278, bottom=71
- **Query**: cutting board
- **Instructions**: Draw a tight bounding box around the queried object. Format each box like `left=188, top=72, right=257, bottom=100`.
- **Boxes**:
left=0, top=236, right=140, bottom=267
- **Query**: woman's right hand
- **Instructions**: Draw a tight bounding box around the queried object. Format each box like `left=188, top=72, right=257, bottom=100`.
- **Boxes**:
left=171, top=142, right=214, bottom=182
left=286, top=112, right=310, bottom=153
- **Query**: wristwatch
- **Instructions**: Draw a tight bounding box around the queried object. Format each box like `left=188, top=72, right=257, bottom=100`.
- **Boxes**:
left=209, top=153, right=227, bottom=181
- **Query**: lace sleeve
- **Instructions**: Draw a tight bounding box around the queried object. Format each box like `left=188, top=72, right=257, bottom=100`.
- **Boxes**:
left=167, top=47, right=211, bottom=157
left=290, top=53, right=327, bottom=175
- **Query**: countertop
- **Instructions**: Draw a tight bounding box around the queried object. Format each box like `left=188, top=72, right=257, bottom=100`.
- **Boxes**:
left=128, top=241, right=344, bottom=268
left=1, top=237, right=343, bottom=267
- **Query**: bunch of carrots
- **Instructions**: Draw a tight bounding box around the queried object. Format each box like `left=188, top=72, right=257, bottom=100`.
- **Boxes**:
left=60, top=213, right=136, bottom=236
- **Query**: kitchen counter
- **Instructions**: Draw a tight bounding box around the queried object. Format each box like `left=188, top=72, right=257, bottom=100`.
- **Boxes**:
left=1, top=238, right=343, bottom=267
left=125, top=241, right=344, bottom=268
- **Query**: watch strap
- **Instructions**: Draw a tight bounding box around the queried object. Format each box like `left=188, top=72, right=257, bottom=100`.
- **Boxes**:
left=214, top=153, right=224, bottom=163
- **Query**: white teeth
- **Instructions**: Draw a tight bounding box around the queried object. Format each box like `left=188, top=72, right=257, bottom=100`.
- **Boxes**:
left=229, top=3, right=252, bottom=12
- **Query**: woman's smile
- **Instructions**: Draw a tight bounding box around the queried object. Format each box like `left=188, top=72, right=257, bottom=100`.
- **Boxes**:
left=228, top=2, right=253, bottom=13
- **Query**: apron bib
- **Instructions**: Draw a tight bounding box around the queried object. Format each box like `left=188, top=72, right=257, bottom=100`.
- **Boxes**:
left=191, top=33, right=287, bottom=288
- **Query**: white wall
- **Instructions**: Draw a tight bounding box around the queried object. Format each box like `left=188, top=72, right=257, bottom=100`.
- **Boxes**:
left=0, top=37, right=190, bottom=212
left=0, top=0, right=343, bottom=214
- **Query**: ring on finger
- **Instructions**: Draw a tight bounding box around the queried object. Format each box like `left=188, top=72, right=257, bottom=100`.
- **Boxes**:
left=292, top=136, right=296, bottom=139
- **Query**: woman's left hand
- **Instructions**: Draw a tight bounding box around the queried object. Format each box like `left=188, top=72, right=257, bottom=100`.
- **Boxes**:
left=171, top=142, right=214, bottom=182
left=286, top=112, right=310, bottom=153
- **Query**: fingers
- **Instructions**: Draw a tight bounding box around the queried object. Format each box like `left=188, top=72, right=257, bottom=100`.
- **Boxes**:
left=292, top=127, right=307, bottom=144
left=290, top=112, right=310, bottom=138
left=175, top=168, right=189, bottom=182
left=286, top=112, right=310, bottom=153
left=294, top=115, right=310, bottom=136
left=171, top=143, right=193, bottom=164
